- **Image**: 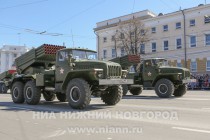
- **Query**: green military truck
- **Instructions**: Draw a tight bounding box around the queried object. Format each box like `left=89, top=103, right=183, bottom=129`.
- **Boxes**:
left=7, top=44, right=133, bottom=109
left=111, top=55, right=195, bottom=98
left=0, top=70, right=16, bottom=93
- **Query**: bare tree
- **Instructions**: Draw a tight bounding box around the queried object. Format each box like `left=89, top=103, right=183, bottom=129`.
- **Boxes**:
left=114, top=18, right=149, bottom=55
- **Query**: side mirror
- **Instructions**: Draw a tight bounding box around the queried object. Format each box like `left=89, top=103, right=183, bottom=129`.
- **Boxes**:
left=68, top=54, right=75, bottom=67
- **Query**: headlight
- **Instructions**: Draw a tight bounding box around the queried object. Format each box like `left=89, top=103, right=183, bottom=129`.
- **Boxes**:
left=97, top=73, right=103, bottom=78
left=122, top=70, right=128, bottom=78
left=93, top=69, right=103, bottom=79
left=177, top=74, right=182, bottom=80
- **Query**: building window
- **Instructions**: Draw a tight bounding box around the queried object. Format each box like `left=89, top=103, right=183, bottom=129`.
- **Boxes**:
left=120, top=33, right=125, bottom=39
left=140, top=29, right=145, bottom=35
left=112, top=48, right=116, bottom=58
left=177, top=62, right=182, bottom=67
left=121, top=48, right=125, bottom=56
left=13, top=53, right=17, bottom=57
left=103, top=50, right=107, bottom=59
left=140, top=44, right=145, bottom=54
left=111, top=36, right=115, bottom=41
left=206, top=60, right=210, bottom=71
left=103, top=37, right=107, bottom=43
left=190, top=36, right=196, bottom=47
left=176, top=22, right=181, bottom=29
left=151, top=27, right=156, bottom=33
left=205, top=34, right=210, bottom=45
left=176, top=38, right=182, bottom=49
left=163, top=25, right=168, bottom=31
left=130, top=32, right=135, bottom=37
left=204, top=15, right=210, bottom=24
left=190, top=61, right=197, bottom=72
left=163, top=40, right=169, bottom=51
left=152, top=42, right=156, bottom=52
left=190, top=19, right=195, bottom=26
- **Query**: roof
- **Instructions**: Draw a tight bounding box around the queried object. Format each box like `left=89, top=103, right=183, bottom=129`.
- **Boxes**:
left=59, top=48, right=97, bottom=53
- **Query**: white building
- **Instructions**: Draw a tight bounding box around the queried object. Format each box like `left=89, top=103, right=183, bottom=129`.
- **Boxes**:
left=94, top=4, right=210, bottom=74
left=0, top=45, right=28, bottom=73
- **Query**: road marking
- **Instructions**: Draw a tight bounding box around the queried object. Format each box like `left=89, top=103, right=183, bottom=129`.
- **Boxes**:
left=44, top=130, right=67, bottom=138
left=172, top=127, right=210, bottom=134
left=202, top=108, right=210, bottom=110
left=176, top=98, right=210, bottom=101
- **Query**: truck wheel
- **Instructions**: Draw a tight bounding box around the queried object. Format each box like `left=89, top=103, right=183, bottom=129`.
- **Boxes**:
left=11, top=82, right=24, bottom=104
left=43, top=91, right=55, bottom=101
left=173, top=84, right=187, bottom=97
left=56, top=93, right=66, bottom=102
left=122, top=85, right=128, bottom=96
left=66, top=78, right=91, bottom=109
left=130, top=87, right=143, bottom=95
left=1, top=83, right=8, bottom=93
left=155, top=78, right=174, bottom=98
left=101, top=85, right=122, bottom=105
left=24, top=81, right=41, bottom=105
left=0, top=83, right=3, bottom=93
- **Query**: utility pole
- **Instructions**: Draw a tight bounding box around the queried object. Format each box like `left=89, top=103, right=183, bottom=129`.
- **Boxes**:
left=17, top=33, right=21, bottom=45
left=94, top=31, right=100, bottom=59
left=181, top=10, right=187, bottom=68
left=71, top=30, right=74, bottom=47
left=114, top=38, right=117, bottom=57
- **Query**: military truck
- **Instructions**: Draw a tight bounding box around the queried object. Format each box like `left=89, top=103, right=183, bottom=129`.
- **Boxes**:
left=7, top=44, right=132, bottom=109
left=111, top=55, right=195, bottom=98
left=0, top=70, right=16, bottom=93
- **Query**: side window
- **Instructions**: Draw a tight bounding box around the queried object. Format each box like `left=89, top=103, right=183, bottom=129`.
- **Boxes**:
left=59, top=51, right=68, bottom=61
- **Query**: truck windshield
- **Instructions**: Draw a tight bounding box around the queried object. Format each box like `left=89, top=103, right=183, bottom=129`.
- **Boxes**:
left=152, top=59, right=169, bottom=67
left=72, top=50, right=97, bottom=60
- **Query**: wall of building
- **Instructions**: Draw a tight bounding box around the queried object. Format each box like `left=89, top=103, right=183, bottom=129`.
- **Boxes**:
left=95, top=4, right=210, bottom=74
left=0, top=45, right=29, bottom=73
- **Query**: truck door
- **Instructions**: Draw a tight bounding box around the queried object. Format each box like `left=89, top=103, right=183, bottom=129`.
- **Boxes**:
left=55, top=50, right=70, bottom=82
left=143, top=60, right=158, bottom=81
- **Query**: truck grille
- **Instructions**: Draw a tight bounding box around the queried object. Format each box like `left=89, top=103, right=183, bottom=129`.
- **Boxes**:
left=184, top=70, right=190, bottom=78
left=108, top=65, right=121, bottom=78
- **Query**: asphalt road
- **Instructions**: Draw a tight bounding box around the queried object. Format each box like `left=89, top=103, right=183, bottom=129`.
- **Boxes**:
left=0, top=90, right=210, bottom=140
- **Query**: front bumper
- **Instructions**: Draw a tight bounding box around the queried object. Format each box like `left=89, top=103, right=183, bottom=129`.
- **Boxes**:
left=99, top=79, right=133, bottom=85
left=182, top=79, right=196, bottom=84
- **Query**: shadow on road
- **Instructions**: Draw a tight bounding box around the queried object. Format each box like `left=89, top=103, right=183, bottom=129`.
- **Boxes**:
left=0, top=100, right=112, bottom=113
left=122, top=95, right=177, bottom=100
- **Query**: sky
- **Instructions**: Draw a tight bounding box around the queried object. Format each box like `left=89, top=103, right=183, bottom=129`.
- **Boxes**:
left=0, top=0, right=209, bottom=50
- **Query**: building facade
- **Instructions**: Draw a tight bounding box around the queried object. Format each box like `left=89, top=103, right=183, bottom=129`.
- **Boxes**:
left=0, top=45, right=28, bottom=73
left=94, top=4, right=210, bottom=74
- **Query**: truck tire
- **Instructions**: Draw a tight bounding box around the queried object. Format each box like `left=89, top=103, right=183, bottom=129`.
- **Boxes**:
left=56, top=93, right=66, bottom=102
left=155, top=78, right=174, bottom=98
left=11, top=82, right=24, bottom=104
left=66, top=78, right=91, bottom=109
left=0, top=83, right=2, bottom=93
left=43, top=91, right=55, bottom=101
left=2, top=83, right=8, bottom=93
left=101, top=85, right=122, bottom=105
left=122, top=85, right=128, bottom=96
left=173, top=84, right=187, bottom=97
left=24, top=81, right=41, bottom=105
left=130, top=87, right=143, bottom=95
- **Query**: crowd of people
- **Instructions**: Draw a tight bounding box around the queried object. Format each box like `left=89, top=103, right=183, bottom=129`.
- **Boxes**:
left=188, top=74, right=210, bottom=89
